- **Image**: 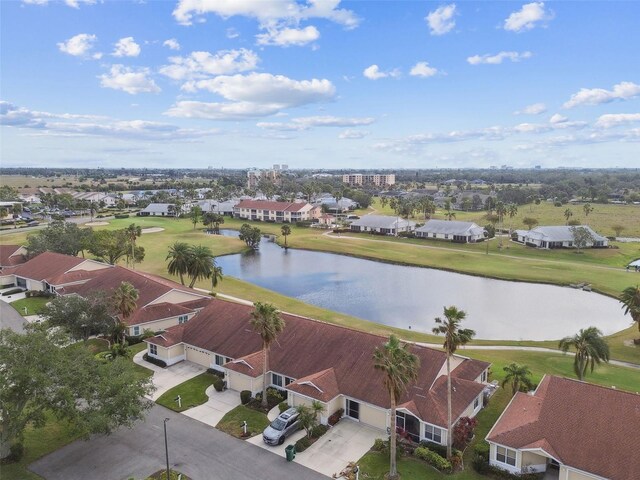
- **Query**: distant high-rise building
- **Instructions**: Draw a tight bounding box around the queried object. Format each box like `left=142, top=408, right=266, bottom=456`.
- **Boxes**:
left=342, top=173, right=396, bottom=187
left=247, top=168, right=282, bottom=189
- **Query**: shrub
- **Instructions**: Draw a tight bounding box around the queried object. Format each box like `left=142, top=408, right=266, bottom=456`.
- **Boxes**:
left=115, top=214, right=130, bottom=219
left=278, top=401, right=289, bottom=413
left=240, top=390, right=251, bottom=405
left=310, top=424, right=328, bottom=438
left=414, top=446, right=452, bottom=472
left=0, top=443, right=25, bottom=464
left=418, top=440, right=450, bottom=459
left=295, top=221, right=312, bottom=228
left=453, top=416, right=478, bottom=450
left=328, top=408, right=344, bottom=426
left=206, top=368, right=225, bottom=379
left=24, top=290, right=54, bottom=298
left=1, top=288, right=24, bottom=296
left=471, top=454, right=540, bottom=480
left=372, top=438, right=386, bottom=452
left=212, top=375, right=225, bottom=392
left=142, top=353, right=167, bottom=368
left=95, top=351, right=111, bottom=363
left=474, top=442, right=490, bottom=461
left=294, top=436, right=311, bottom=452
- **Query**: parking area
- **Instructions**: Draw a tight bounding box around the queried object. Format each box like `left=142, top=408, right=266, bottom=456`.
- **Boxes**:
left=248, top=418, right=383, bottom=478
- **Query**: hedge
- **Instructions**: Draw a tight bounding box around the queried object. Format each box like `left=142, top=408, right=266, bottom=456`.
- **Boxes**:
left=414, top=446, right=452, bottom=472
left=471, top=455, right=540, bottom=480
left=294, top=436, right=312, bottom=452
left=1, top=288, right=24, bottom=296
left=143, top=353, right=167, bottom=368
left=212, top=375, right=224, bottom=392
left=240, top=390, right=251, bottom=405
left=114, top=214, right=130, bottom=219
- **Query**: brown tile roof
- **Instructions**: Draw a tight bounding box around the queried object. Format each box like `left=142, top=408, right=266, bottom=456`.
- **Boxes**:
left=226, top=351, right=265, bottom=378
left=287, top=368, right=341, bottom=403
left=0, top=245, right=26, bottom=267
left=452, top=358, right=491, bottom=381
left=487, top=375, right=640, bottom=479
left=122, top=302, right=195, bottom=327
left=149, top=325, right=187, bottom=347
left=12, top=252, right=87, bottom=283
left=235, top=200, right=310, bottom=212
left=178, top=297, right=213, bottom=311
left=149, top=298, right=489, bottom=425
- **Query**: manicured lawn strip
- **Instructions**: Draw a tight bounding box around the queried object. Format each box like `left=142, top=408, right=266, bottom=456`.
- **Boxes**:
left=9, top=297, right=50, bottom=315
left=216, top=405, right=270, bottom=438
left=156, top=372, right=216, bottom=412
left=129, top=341, right=148, bottom=356
left=83, top=338, right=110, bottom=354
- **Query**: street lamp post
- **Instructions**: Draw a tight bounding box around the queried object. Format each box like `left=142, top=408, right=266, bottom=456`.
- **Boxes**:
left=163, top=418, right=170, bottom=480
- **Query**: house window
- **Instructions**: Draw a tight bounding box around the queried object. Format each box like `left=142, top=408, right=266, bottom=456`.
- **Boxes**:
left=481, top=370, right=487, bottom=383
left=272, top=373, right=283, bottom=387
left=346, top=399, right=360, bottom=420
left=432, top=233, right=436, bottom=238
left=496, top=446, right=517, bottom=467
left=215, top=354, right=226, bottom=367
left=149, top=344, right=158, bottom=356
left=444, top=234, right=449, bottom=239
left=285, top=376, right=294, bottom=386
left=133, top=326, right=140, bottom=336
left=474, top=396, right=480, bottom=409
left=178, top=315, right=189, bottom=324
left=424, top=424, right=442, bottom=444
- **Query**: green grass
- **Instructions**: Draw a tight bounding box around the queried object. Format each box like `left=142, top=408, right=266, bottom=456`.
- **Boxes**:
left=83, top=338, right=110, bottom=354
left=156, top=372, right=216, bottom=412
left=9, top=297, right=50, bottom=315
left=216, top=405, right=270, bottom=438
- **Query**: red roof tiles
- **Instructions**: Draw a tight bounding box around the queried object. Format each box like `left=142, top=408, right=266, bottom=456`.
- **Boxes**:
left=235, top=200, right=310, bottom=212
left=0, top=245, right=26, bottom=267
left=12, top=251, right=88, bottom=283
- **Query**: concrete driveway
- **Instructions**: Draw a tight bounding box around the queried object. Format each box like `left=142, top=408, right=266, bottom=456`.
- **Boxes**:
left=133, top=351, right=205, bottom=400
left=183, top=386, right=240, bottom=427
left=0, top=301, right=26, bottom=333
left=29, top=405, right=328, bottom=480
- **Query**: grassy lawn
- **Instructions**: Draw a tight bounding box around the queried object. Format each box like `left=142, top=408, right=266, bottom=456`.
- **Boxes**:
left=156, top=372, right=217, bottom=412
left=83, top=338, right=110, bottom=354
left=216, top=405, right=270, bottom=438
left=9, top=297, right=50, bottom=315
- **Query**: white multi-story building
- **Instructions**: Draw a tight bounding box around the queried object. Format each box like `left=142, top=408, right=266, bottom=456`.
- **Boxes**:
left=234, top=200, right=316, bottom=223
left=342, top=173, right=396, bottom=187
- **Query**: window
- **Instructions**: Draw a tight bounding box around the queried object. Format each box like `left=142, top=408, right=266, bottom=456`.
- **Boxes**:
left=215, top=354, right=226, bottom=367
left=444, top=234, right=449, bottom=239
left=133, top=326, right=140, bottom=336
left=432, top=233, right=436, bottom=238
left=474, top=396, right=480, bottom=409
left=496, top=446, right=517, bottom=467
left=424, top=424, right=442, bottom=444
left=481, top=370, right=487, bottom=382
left=285, top=376, right=294, bottom=386
left=178, top=315, right=188, bottom=324
left=272, top=373, right=283, bottom=387
left=346, top=399, right=360, bottom=420
left=149, top=344, right=157, bottom=355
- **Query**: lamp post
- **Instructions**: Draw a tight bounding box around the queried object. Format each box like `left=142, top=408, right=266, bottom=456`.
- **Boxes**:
left=163, top=418, right=170, bottom=480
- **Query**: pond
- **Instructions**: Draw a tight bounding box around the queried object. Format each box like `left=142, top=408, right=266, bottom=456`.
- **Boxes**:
left=216, top=231, right=631, bottom=340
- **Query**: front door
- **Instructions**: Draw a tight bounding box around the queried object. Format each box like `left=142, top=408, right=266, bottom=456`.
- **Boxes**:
left=346, top=399, right=360, bottom=420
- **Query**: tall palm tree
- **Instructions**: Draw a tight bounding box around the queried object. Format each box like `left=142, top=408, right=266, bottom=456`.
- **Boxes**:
left=211, top=263, right=224, bottom=290
left=507, top=203, right=518, bottom=235
left=111, top=281, right=139, bottom=345
left=125, top=223, right=142, bottom=269
left=444, top=200, right=456, bottom=221
left=619, top=285, right=640, bottom=334
left=501, top=363, right=534, bottom=396
left=166, top=242, right=190, bottom=285
left=495, top=202, right=507, bottom=230
left=559, top=327, right=610, bottom=381
left=186, top=245, right=214, bottom=288
left=432, top=306, right=475, bottom=459
left=373, top=335, right=419, bottom=480
left=280, top=224, right=291, bottom=248
left=250, top=302, right=285, bottom=408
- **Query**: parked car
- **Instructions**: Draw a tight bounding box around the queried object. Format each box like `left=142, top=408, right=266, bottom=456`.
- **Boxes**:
left=27, top=221, right=40, bottom=227
left=262, top=407, right=300, bottom=445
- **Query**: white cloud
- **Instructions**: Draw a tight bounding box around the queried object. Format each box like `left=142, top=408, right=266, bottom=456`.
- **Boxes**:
left=258, top=115, right=375, bottom=131
left=163, top=38, right=181, bottom=51
left=165, top=72, right=335, bottom=120
left=172, top=0, right=360, bottom=29
left=514, top=103, right=547, bottom=115
left=112, top=37, right=141, bottom=57
left=227, top=28, right=240, bottom=39
left=160, top=49, right=259, bottom=82
left=514, top=123, right=552, bottom=134
left=596, top=113, right=640, bottom=128
left=363, top=64, right=400, bottom=80
left=256, top=25, right=320, bottom=46
left=467, top=51, right=532, bottom=65
left=504, top=2, right=551, bottom=32
left=24, top=0, right=96, bottom=8
left=425, top=4, right=456, bottom=36
left=563, top=81, right=640, bottom=108
left=339, top=129, right=369, bottom=139
left=57, top=33, right=100, bottom=58
left=409, top=61, right=439, bottom=78
left=549, top=113, right=568, bottom=124
left=99, top=65, right=160, bottom=94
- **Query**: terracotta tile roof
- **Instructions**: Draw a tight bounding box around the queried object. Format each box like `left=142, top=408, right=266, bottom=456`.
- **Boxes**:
left=178, top=297, right=213, bottom=311
left=452, top=358, right=491, bottom=381
left=225, top=351, right=265, bottom=378
left=0, top=245, right=26, bottom=267
left=149, top=298, right=489, bottom=422
left=235, top=200, right=310, bottom=212
left=487, top=375, right=640, bottom=479
left=148, top=325, right=187, bottom=347
left=12, top=252, right=87, bottom=283
left=287, top=368, right=341, bottom=403
left=121, top=302, right=194, bottom=327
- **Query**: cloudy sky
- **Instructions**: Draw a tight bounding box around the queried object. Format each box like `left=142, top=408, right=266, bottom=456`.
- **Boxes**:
left=1, top=0, right=639, bottom=169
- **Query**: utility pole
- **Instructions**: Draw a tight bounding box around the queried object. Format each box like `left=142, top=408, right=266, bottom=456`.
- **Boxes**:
left=164, top=418, right=170, bottom=480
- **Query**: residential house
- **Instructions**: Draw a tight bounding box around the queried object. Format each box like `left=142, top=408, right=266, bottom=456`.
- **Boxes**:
left=197, top=199, right=239, bottom=216
left=514, top=226, right=608, bottom=249
left=0, top=244, right=28, bottom=287
left=233, top=200, right=316, bottom=223
left=316, top=214, right=336, bottom=226
left=313, top=194, right=358, bottom=213
left=486, top=375, right=640, bottom=479
left=145, top=298, right=490, bottom=444
left=415, top=220, right=486, bottom=243
left=1, top=252, right=211, bottom=335
left=139, top=203, right=178, bottom=217
left=349, top=215, right=416, bottom=235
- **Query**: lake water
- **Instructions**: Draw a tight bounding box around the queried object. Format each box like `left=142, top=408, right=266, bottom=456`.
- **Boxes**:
left=216, top=231, right=631, bottom=340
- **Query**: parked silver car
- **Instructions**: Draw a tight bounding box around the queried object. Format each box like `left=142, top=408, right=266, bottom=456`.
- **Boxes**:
left=262, top=408, right=300, bottom=445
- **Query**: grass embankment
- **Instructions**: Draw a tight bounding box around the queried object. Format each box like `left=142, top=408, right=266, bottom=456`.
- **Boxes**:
left=156, top=372, right=217, bottom=412
left=8, top=297, right=50, bottom=315
left=216, top=405, right=270, bottom=438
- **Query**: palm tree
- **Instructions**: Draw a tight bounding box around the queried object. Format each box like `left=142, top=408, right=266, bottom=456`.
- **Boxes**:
left=211, top=263, right=224, bottom=289
left=125, top=223, right=142, bottom=269
left=564, top=208, right=573, bottom=225
left=433, top=306, right=476, bottom=459
left=280, top=224, right=291, bottom=248
left=166, top=241, right=190, bottom=285
left=619, top=286, right=640, bottom=334
left=111, top=281, right=139, bottom=345
left=190, top=205, right=202, bottom=230
left=250, top=302, right=285, bottom=408
left=495, top=202, right=507, bottom=231
left=444, top=200, right=456, bottom=221
left=559, top=327, right=610, bottom=381
left=501, top=363, right=534, bottom=396
left=186, top=245, right=214, bottom=288
left=373, top=335, right=419, bottom=479
left=507, top=203, right=518, bottom=235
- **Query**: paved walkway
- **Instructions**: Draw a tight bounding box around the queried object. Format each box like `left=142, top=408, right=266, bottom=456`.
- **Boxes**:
left=182, top=386, right=240, bottom=427
left=133, top=351, right=206, bottom=400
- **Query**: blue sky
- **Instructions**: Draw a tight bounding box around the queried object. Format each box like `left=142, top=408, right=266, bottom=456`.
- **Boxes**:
left=1, top=0, right=639, bottom=169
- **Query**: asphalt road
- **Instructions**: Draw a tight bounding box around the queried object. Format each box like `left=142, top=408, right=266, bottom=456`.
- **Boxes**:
left=29, top=405, right=328, bottom=480
left=0, top=301, right=26, bottom=333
